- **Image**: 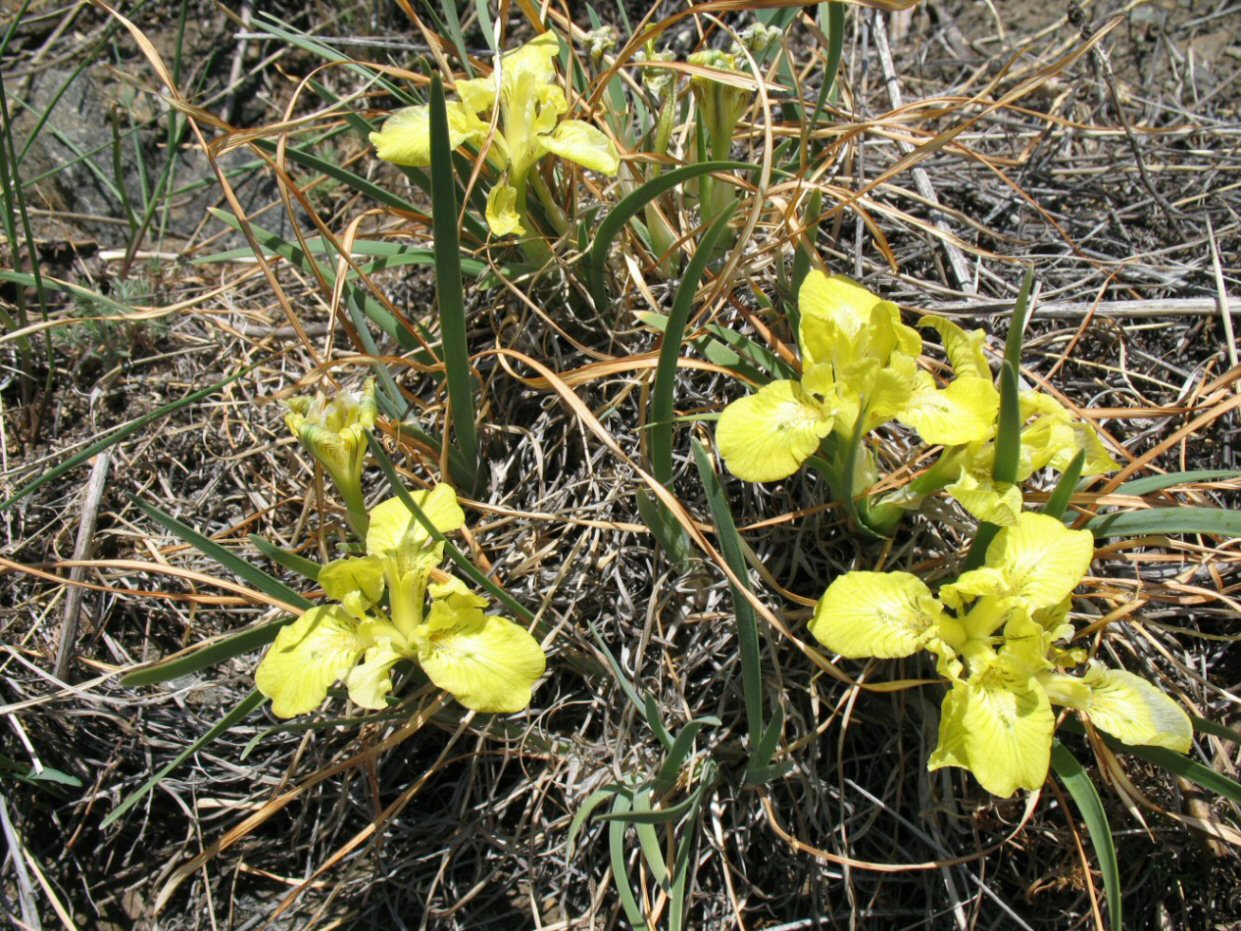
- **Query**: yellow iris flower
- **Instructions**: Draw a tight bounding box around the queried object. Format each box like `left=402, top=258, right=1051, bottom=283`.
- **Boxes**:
left=920, top=317, right=1120, bottom=526
left=256, top=484, right=546, bottom=717
left=370, top=31, right=620, bottom=236
left=716, top=272, right=997, bottom=484
left=810, top=512, right=1192, bottom=797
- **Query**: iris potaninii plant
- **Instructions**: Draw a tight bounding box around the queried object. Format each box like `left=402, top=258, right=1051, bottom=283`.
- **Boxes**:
left=810, top=512, right=1192, bottom=797
left=370, top=31, right=620, bottom=237
left=256, top=484, right=546, bottom=717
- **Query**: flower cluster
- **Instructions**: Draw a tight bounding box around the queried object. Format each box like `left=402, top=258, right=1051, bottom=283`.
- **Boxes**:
left=256, top=484, right=545, bottom=717
left=810, top=512, right=1192, bottom=796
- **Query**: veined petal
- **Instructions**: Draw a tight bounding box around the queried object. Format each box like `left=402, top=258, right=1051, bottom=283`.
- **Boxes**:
left=858, top=356, right=916, bottom=433
left=367, top=484, right=466, bottom=561
left=428, top=575, right=490, bottom=608
left=930, top=663, right=1054, bottom=797
left=542, top=120, right=620, bottom=175
left=485, top=182, right=525, bottom=236
left=716, top=379, right=833, bottom=482
left=1047, top=421, right=1121, bottom=476
left=319, top=556, right=386, bottom=608
left=941, top=568, right=1008, bottom=609
left=899, top=374, right=998, bottom=447
left=985, top=512, right=1095, bottom=610
left=344, top=642, right=406, bottom=710
left=810, top=571, right=943, bottom=658
left=456, top=76, right=497, bottom=115
left=1081, top=664, right=1193, bottom=752
left=799, top=271, right=883, bottom=345
left=256, top=606, right=366, bottom=718
left=416, top=597, right=546, bottom=713
left=369, top=102, right=485, bottom=167
left=945, top=468, right=1022, bottom=527
left=500, top=31, right=560, bottom=92
left=922, top=316, right=992, bottom=380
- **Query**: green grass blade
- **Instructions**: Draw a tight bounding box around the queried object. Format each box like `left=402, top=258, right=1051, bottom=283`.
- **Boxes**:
left=248, top=535, right=320, bottom=581
left=1103, top=738, right=1241, bottom=807
left=588, top=160, right=754, bottom=312
left=100, top=691, right=266, bottom=829
left=692, top=438, right=764, bottom=751
left=567, top=785, right=627, bottom=857
left=0, top=362, right=260, bottom=511
left=651, top=203, right=737, bottom=488
left=1087, top=507, right=1241, bottom=538
left=608, top=797, right=654, bottom=931
left=1190, top=715, right=1241, bottom=745
left=596, top=789, right=707, bottom=825
left=120, top=619, right=290, bottom=688
left=1051, top=740, right=1122, bottom=931
left=655, top=718, right=715, bottom=794
left=428, top=73, right=479, bottom=491
left=1004, top=267, right=1036, bottom=373
left=631, top=789, right=670, bottom=888
left=1114, top=470, right=1241, bottom=496
left=1042, top=450, right=1086, bottom=520
left=130, top=497, right=311, bottom=610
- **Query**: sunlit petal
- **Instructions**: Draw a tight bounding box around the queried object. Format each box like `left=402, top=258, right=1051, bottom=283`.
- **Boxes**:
left=344, top=642, right=406, bottom=710
left=256, top=606, right=366, bottom=718
left=930, top=662, right=1054, bottom=797
left=369, top=102, right=486, bottom=167
left=415, top=597, right=546, bottom=713
left=717, top=379, right=834, bottom=482
left=985, top=512, right=1094, bottom=610
left=810, top=571, right=943, bottom=658
left=542, top=120, right=621, bottom=174
left=899, top=374, right=998, bottom=447
left=1081, top=664, right=1193, bottom=752
left=367, top=484, right=466, bottom=560
left=485, top=182, right=525, bottom=236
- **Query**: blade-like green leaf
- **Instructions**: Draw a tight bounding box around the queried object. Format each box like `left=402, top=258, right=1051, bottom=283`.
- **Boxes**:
left=1104, top=738, right=1241, bottom=807
left=248, top=534, right=320, bottom=582
left=1052, top=740, right=1122, bottom=931
left=1004, top=267, right=1036, bottom=373
left=131, top=496, right=310, bottom=610
left=692, top=438, right=764, bottom=752
left=121, top=617, right=289, bottom=687
left=1115, top=470, right=1241, bottom=497
left=100, top=690, right=266, bottom=829
left=1191, top=715, right=1241, bottom=746
left=428, top=73, right=478, bottom=491
left=608, top=796, right=655, bottom=931
left=1043, top=449, right=1086, bottom=520
left=651, top=204, right=737, bottom=488
left=1088, top=507, right=1241, bottom=539
left=567, top=784, right=628, bottom=858
left=589, top=160, right=754, bottom=312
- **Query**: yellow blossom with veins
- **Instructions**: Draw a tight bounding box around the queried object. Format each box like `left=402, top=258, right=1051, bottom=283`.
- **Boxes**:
left=809, top=512, right=1192, bottom=797
left=370, top=31, right=620, bottom=236
left=256, top=484, right=546, bottom=717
